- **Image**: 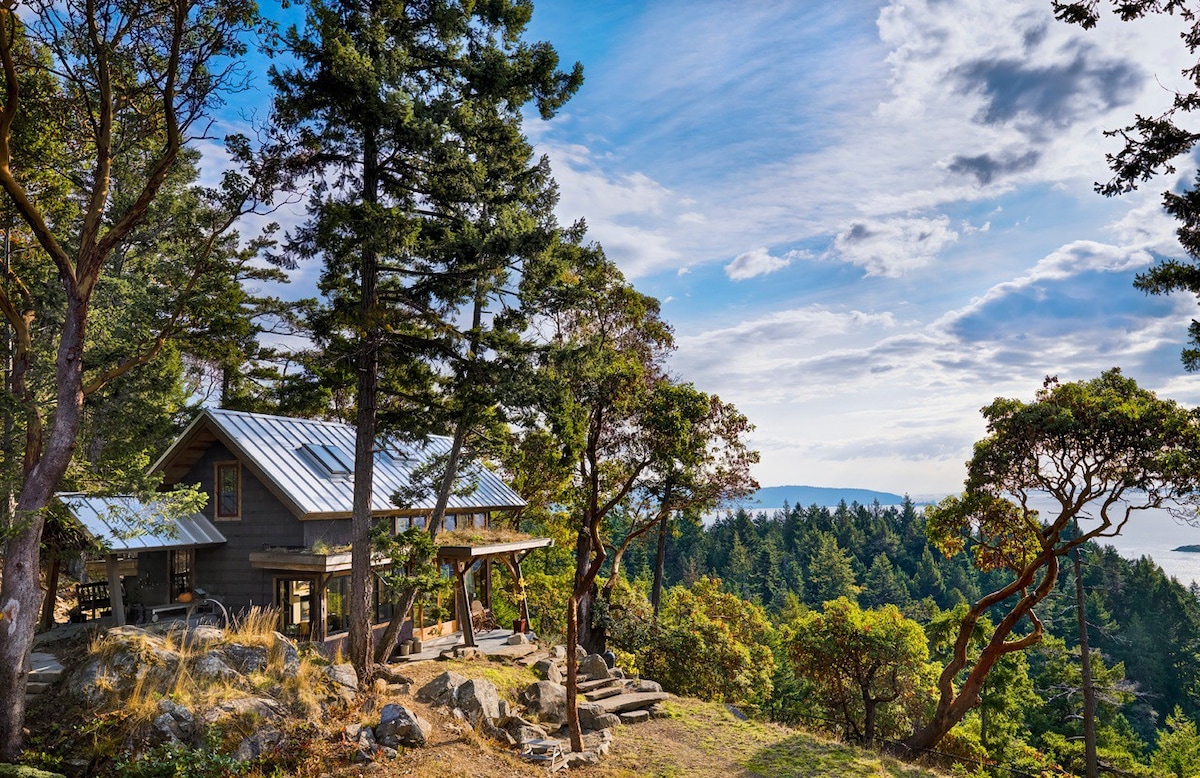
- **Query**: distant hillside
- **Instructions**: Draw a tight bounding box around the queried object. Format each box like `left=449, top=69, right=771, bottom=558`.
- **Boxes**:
left=743, top=485, right=907, bottom=509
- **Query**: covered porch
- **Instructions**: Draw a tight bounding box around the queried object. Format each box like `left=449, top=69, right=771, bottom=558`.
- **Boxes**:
left=436, top=535, right=554, bottom=648
left=58, top=493, right=228, bottom=628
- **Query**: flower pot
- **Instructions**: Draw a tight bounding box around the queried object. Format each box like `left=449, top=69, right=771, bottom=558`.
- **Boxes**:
left=398, top=640, right=412, bottom=657
left=411, top=638, right=423, bottom=653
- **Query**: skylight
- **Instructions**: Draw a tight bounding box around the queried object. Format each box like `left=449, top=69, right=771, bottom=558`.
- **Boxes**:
left=300, top=443, right=354, bottom=477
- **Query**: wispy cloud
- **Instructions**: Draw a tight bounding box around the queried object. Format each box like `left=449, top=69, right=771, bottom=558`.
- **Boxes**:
left=725, top=247, right=800, bottom=281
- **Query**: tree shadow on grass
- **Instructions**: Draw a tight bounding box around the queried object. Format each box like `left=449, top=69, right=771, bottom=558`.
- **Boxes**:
left=745, top=733, right=937, bottom=778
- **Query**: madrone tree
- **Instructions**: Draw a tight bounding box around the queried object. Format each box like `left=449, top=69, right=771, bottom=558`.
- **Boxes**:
left=0, top=1, right=265, bottom=760
left=900, top=369, right=1200, bottom=753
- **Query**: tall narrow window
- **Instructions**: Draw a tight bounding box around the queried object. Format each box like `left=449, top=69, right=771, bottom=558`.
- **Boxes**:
left=215, top=462, right=240, bottom=520
left=169, top=549, right=194, bottom=599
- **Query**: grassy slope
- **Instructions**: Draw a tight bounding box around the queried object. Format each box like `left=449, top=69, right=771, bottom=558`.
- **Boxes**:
left=369, top=659, right=945, bottom=778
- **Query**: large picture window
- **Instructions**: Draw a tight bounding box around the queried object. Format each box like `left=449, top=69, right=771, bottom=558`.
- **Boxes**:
left=215, top=462, right=240, bottom=519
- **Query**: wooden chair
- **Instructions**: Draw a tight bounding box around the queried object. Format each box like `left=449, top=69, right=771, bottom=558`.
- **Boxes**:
left=470, top=599, right=496, bottom=633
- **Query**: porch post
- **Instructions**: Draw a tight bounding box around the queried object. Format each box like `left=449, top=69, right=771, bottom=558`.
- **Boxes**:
left=510, top=551, right=530, bottom=625
left=313, top=573, right=330, bottom=642
left=105, top=554, right=126, bottom=627
left=455, top=560, right=475, bottom=648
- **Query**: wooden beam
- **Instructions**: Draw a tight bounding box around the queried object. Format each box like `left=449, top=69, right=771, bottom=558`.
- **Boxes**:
left=455, top=561, right=475, bottom=648
left=105, top=554, right=126, bottom=627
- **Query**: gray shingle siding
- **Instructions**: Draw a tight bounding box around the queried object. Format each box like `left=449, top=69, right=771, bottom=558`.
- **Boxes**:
left=180, top=441, right=306, bottom=612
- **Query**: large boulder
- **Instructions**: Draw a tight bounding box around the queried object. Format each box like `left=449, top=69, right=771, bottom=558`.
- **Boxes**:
left=375, top=703, right=431, bottom=748
left=150, top=698, right=196, bottom=745
left=269, top=632, right=301, bottom=675
left=416, top=671, right=467, bottom=708
left=499, top=715, right=548, bottom=745
left=220, top=642, right=269, bottom=675
left=190, top=652, right=241, bottom=683
left=454, top=678, right=501, bottom=725
left=64, top=628, right=181, bottom=706
left=203, top=695, right=282, bottom=725
left=579, top=654, right=610, bottom=681
left=521, top=680, right=567, bottom=725
left=577, top=702, right=620, bottom=731
left=532, top=658, right=563, bottom=684
left=234, top=727, right=285, bottom=762
left=325, top=663, right=358, bottom=705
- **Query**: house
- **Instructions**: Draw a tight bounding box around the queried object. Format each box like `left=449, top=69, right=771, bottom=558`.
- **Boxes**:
left=62, top=407, right=550, bottom=648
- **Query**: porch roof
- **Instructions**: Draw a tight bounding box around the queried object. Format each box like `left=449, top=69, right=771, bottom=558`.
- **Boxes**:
left=58, top=493, right=227, bottom=554
left=436, top=536, right=554, bottom=561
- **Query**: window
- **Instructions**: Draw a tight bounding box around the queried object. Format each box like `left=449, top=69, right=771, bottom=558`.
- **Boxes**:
left=169, top=549, right=193, bottom=599
left=215, top=462, right=240, bottom=519
left=275, top=578, right=314, bottom=638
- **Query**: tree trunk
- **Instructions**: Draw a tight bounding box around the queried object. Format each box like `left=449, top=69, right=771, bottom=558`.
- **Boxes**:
left=0, top=297, right=88, bottom=760
left=39, top=555, right=59, bottom=633
left=347, top=124, right=381, bottom=681
left=901, top=555, right=1059, bottom=755
left=651, top=509, right=669, bottom=617
left=565, top=591, right=583, bottom=752
left=374, top=584, right=420, bottom=664
left=1074, top=545, right=1098, bottom=778
left=577, top=584, right=604, bottom=655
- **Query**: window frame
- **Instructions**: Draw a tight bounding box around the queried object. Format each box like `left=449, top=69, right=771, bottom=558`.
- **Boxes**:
left=214, top=460, right=241, bottom=520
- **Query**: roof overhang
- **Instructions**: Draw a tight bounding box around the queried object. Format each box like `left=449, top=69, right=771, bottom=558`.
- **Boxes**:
left=248, top=549, right=391, bottom=574
left=436, top=537, right=554, bottom=561
left=58, top=494, right=227, bottom=554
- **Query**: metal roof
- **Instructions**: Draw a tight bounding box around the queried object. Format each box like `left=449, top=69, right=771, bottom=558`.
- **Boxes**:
left=58, top=494, right=227, bottom=553
left=156, top=408, right=527, bottom=518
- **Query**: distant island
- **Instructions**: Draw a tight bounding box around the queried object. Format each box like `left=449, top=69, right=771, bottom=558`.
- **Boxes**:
left=743, top=484, right=908, bottom=509
left=1173, top=545, right=1200, bottom=553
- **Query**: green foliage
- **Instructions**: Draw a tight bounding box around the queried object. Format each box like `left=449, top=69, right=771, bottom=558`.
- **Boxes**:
left=632, top=577, right=775, bottom=711
left=1153, top=708, right=1200, bottom=778
left=789, top=598, right=936, bottom=742
left=111, top=739, right=245, bottom=778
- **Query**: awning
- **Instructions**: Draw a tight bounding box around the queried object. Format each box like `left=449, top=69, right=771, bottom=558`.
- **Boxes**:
left=58, top=493, right=227, bottom=554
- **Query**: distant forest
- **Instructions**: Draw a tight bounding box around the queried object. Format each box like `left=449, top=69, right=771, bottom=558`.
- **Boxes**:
left=582, top=498, right=1200, bottom=774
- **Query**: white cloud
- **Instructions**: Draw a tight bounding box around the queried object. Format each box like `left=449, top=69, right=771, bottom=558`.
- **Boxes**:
left=829, top=216, right=959, bottom=276
left=725, top=247, right=793, bottom=280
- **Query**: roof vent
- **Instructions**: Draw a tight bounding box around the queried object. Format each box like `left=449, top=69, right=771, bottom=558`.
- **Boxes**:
left=300, top=443, right=354, bottom=478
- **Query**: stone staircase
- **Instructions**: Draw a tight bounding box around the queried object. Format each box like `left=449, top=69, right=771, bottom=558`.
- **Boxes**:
left=25, top=652, right=64, bottom=706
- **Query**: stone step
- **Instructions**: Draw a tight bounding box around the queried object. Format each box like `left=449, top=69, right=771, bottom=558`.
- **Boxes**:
left=27, top=652, right=63, bottom=675
left=594, top=691, right=669, bottom=715
left=518, top=651, right=550, bottom=668
left=619, top=710, right=651, bottom=724
left=29, top=671, right=62, bottom=682
left=576, top=677, right=621, bottom=692
left=583, top=686, right=623, bottom=702
left=26, top=681, right=54, bottom=694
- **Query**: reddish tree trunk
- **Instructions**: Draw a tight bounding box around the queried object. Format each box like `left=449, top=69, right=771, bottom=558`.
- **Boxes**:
left=0, top=298, right=88, bottom=760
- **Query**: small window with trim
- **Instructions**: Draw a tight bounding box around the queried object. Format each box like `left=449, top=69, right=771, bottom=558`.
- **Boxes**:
left=215, top=461, right=241, bottom=520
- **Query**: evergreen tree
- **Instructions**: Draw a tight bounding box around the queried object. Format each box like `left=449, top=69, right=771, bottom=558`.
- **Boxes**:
left=805, top=532, right=858, bottom=607
left=862, top=553, right=909, bottom=608
left=270, top=0, right=581, bottom=675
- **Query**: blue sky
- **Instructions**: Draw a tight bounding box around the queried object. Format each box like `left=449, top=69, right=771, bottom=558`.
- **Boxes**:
left=225, top=1, right=1200, bottom=497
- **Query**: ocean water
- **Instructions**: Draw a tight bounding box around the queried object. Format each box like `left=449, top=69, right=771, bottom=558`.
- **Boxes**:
left=1069, top=506, right=1200, bottom=587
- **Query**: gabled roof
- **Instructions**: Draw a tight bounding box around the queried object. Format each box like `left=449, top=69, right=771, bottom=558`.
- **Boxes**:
left=59, top=493, right=227, bottom=553
left=151, top=408, right=526, bottom=519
